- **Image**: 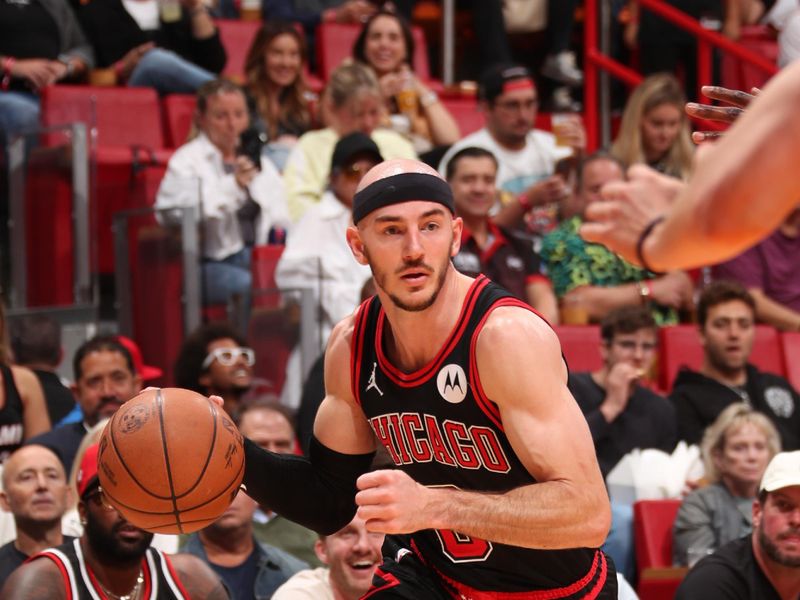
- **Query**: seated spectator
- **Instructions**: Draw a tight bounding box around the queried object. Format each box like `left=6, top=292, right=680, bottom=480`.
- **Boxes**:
left=671, top=280, right=800, bottom=450
left=446, top=146, right=558, bottom=323
left=438, top=64, right=581, bottom=232
left=0, top=446, right=72, bottom=579
left=173, top=322, right=254, bottom=416
left=0, top=304, right=50, bottom=465
left=712, top=207, right=800, bottom=332
left=8, top=314, right=75, bottom=428
left=675, top=451, right=800, bottom=599
left=261, top=0, right=376, bottom=33
left=352, top=8, right=460, bottom=154
left=0, top=0, right=92, bottom=139
left=244, top=21, right=316, bottom=172
left=283, top=61, right=415, bottom=222
left=156, top=79, right=291, bottom=333
left=569, top=306, right=677, bottom=581
left=570, top=306, right=678, bottom=478
left=26, top=335, right=141, bottom=474
left=181, top=488, right=306, bottom=598
left=271, top=515, right=384, bottom=600
left=1, top=443, right=226, bottom=598
left=276, top=133, right=380, bottom=344
left=611, top=72, right=694, bottom=180
left=74, top=0, right=224, bottom=94
left=237, top=400, right=321, bottom=566
left=673, top=403, right=781, bottom=566
left=540, top=151, right=693, bottom=325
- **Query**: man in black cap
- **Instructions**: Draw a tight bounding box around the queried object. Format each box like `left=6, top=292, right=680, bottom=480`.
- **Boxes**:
left=439, top=64, right=585, bottom=230
left=275, top=132, right=383, bottom=408
left=276, top=132, right=383, bottom=345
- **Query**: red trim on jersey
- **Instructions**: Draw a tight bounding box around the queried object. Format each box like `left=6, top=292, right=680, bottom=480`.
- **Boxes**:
left=376, top=276, right=490, bottom=387
left=467, top=297, right=541, bottom=430
left=85, top=563, right=109, bottom=599
left=362, top=567, right=402, bottom=597
left=350, top=297, right=373, bottom=406
left=35, top=552, right=74, bottom=600
left=411, top=541, right=607, bottom=599
left=141, top=559, right=153, bottom=599
left=164, top=554, right=192, bottom=599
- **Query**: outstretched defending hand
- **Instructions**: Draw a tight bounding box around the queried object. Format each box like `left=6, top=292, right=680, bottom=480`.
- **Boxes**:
left=355, top=470, right=437, bottom=534
left=686, top=85, right=759, bottom=143
left=579, top=165, right=684, bottom=265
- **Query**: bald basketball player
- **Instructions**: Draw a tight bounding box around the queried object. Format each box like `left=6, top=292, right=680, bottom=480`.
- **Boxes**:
left=580, top=59, right=800, bottom=272
left=238, top=159, right=615, bottom=598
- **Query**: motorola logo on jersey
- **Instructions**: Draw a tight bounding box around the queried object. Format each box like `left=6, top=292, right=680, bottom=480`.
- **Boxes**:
left=368, top=412, right=511, bottom=473
left=437, top=364, right=467, bottom=404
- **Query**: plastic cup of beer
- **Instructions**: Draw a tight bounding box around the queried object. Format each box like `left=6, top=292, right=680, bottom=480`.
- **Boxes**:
left=551, top=113, right=574, bottom=147
left=396, top=85, right=418, bottom=117
left=159, top=0, right=182, bottom=23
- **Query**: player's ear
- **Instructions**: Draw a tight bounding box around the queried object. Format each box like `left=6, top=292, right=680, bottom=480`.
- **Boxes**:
left=450, top=216, right=463, bottom=257
left=0, top=491, right=9, bottom=512
left=314, top=538, right=329, bottom=564
left=347, top=226, right=369, bottom=266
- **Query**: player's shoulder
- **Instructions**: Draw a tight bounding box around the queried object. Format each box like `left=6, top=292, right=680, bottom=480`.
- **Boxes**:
left=328, top=311, right=359, bottom=358
left=0, top=554, right=67, bottom=600
left=478, top=305, right=560, bottom=353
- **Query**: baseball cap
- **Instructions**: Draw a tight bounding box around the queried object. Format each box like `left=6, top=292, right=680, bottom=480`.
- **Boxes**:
left=479, top=64, right=535, bottom=103
left=116, top=335, right=162, bottom=381
left=77, top=443, right=101, bottom=498
left=330, top=132, right=383, bottom=172
left=760, top=451, right=800, bottom=493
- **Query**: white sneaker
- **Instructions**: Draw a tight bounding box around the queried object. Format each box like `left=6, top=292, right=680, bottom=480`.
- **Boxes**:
left=542, top=51, right=584, bottom=87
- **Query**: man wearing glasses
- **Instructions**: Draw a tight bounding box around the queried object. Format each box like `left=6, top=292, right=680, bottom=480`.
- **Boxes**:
left=1, top=444, right=227, bottom=599
left=173, top=322, right=255, bottom=416
left=568, top=305, right=677, bottom=581
left=438, top=64, right=583, bottom=229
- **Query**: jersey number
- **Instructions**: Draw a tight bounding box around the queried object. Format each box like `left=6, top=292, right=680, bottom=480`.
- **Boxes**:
left=435, top=529, right=493, bottom=563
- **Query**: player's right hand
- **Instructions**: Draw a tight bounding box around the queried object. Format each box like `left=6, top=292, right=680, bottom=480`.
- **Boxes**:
left=686, top=85, right=760, bottom=143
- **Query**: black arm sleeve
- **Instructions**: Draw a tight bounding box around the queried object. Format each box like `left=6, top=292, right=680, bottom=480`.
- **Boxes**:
left=242, top=435, right=375, bottom=535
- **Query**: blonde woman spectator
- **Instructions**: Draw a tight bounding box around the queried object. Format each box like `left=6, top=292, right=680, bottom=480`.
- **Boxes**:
left=611, top=73, right=694, bottom=180
left=672, top=403, right=781, bottom=565
left=282, top=61, right=416, bottom=222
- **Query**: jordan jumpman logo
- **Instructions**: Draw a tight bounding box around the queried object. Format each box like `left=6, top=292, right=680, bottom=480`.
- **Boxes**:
left=366, top=362, right=383, bottom=396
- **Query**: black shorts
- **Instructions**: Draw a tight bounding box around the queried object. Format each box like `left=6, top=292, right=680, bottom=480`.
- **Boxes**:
left=364, top=544, right=618, bottom=600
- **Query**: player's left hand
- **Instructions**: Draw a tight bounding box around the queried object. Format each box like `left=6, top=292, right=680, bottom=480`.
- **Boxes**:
left=355, top=469, right=435, bottom=534
left=686, top=85, right=760, bottom=143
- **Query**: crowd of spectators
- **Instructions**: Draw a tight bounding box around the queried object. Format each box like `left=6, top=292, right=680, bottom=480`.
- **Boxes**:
left=2, top=1, right=800, bottom=597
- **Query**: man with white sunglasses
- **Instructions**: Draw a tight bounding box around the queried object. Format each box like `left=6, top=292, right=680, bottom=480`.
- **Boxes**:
left=173, top=322, right=256, bottom=416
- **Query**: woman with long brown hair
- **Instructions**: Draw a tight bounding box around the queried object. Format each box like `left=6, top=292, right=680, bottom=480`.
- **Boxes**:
left=244, top=21, right=315, bottom=171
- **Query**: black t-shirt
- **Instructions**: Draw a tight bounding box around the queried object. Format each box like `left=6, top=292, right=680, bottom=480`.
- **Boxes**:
left=34, top=370, right=76, bottom=427
left=209, top=545, right=259, bottom=600
left=675, top=535, right=781, bottom=599
left=639, top=0, right=724, bottom=44
left=0, top=541, right=28, bottom=582
left=568, top=372, right=678, bottom=478
left=0, top=0, right=60, bottom=60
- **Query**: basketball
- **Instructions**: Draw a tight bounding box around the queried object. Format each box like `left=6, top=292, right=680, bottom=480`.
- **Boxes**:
left=97, top=387, right=244, bottom=534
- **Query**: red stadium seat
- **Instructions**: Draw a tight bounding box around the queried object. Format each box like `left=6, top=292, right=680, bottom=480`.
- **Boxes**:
left=251, top=244, right=285, bottom=309
left=721, top=25, right=779, bottom=94
left=633, top=499, right=687, bottom=600
left=215, top=19, right=261, bottom=81
left=659, top=324, right=786, bottom=391
left=441, top=97, right=484, bottom=136
left=781, top=332, right=800, bottom=390
left=554, top=325, right=603, bottom=373
left=162, top=94, right=197, bottom=149
left=315, top=22, right=433, bottom=82
left=38, top=86, right=172, bottom=279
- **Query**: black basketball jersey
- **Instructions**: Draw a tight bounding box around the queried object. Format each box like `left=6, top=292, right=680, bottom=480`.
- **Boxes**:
left=352, top=275, right=605, bottom=594
left=0, top=364, right=25, bottom=464
left=33, top=538, right=190, bottom=600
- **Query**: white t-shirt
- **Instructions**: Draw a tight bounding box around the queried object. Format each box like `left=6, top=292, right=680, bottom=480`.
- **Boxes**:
left=438, top=128, right=572, bottom=195
left=271, top=567, right=333, bottom=600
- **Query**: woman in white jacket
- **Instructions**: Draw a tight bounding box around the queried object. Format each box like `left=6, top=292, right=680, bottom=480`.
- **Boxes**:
left=156, top=79, right=291, bottom=332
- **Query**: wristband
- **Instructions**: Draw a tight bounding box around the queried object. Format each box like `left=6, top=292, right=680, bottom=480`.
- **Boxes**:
left=636, top=216, right=666, bottom=275
left=517, top=192, right=532, bottom=212
left=1, top=56, right=15, bottom=90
